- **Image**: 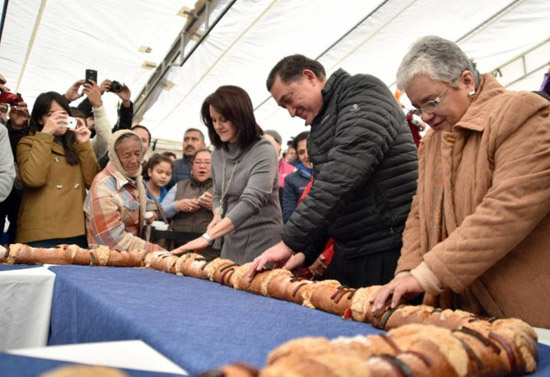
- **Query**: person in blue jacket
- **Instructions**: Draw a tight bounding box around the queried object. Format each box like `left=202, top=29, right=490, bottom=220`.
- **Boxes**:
left=282, top=131, right=311, bottom=223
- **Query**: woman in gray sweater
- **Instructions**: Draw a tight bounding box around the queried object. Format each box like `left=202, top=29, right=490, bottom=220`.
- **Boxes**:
left=172, top=86, right=282, bottom=264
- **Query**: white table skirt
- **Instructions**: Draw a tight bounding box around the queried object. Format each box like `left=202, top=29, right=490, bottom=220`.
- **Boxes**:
left=535, top=327, right=550, bottom=346
left=0, top=266, right=55, bottom=351
left=8, top=340, right=187, bottom=375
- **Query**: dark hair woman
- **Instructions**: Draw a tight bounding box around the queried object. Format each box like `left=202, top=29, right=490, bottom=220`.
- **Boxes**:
left=172, top=86, right=282, bottom=264
left=16, top=92, right=99, bottom=247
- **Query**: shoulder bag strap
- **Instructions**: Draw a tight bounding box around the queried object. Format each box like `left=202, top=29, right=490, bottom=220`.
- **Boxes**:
left=150, top=194, right=169, bottom=224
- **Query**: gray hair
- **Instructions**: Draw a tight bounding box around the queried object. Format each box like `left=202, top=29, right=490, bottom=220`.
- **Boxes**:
left=396, top=36, right=480, bottom=90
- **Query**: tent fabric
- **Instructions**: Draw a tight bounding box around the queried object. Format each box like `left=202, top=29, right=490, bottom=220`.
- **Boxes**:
left=1, top=0, right=549, bottom=146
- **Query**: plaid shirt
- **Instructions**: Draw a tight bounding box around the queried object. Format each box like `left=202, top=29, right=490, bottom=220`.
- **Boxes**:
left=84, top=162, right=163, bottom=252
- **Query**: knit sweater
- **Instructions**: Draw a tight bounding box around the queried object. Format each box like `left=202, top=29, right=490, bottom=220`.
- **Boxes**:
left=211, top=137, right=282, bottom=264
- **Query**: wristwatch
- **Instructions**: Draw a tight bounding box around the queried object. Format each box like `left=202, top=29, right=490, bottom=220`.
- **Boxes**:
left=201, top=232, right=213, bottom=245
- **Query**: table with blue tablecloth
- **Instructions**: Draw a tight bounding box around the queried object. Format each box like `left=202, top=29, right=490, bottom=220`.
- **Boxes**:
left=44, top=265, right=550, bottom=376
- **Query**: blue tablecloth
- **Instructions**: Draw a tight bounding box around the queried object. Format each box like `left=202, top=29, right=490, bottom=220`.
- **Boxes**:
left=0, top=352, right=184, bottom=377
left=0, top=263, right=44, bottom=271
left=48, top=265, right=379, bottom=375
left=47, top=265, right=550, bottom=376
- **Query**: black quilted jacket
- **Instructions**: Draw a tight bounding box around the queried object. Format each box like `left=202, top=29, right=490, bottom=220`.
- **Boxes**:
left=282, top=69, right=418, bottom=264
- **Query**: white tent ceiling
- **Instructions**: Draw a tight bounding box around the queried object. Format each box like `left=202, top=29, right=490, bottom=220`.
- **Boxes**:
left=1, top=0, right=549, bottom=151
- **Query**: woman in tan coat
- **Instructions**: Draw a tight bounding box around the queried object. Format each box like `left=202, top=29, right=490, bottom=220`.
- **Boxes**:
left=16, top=92, right=98, bottom=247
left=372, top=36, right=550, bottom=328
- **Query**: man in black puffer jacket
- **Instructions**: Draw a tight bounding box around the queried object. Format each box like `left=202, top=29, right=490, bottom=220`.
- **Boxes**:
left=250, top=55, right=418, bottom=288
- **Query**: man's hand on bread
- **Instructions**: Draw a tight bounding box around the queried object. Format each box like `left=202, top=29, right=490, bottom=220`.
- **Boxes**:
left=248, top=241, right=298, bottom=281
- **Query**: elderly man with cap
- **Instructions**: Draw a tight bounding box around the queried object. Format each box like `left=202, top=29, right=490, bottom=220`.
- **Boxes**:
left=168, top=128, right=207, bottom=190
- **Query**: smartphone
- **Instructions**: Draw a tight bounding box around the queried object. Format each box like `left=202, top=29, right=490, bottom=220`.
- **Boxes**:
left=85, top=69, right=97, bottom=84
left=64, top=116, right=78, bottom=129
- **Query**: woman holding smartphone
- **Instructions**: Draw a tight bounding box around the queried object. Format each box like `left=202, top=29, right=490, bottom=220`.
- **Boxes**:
left=16, top=92, right=99, bottom=247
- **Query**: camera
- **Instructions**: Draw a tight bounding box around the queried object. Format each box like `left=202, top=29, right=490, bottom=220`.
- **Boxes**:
left=0, top=90, right=23, bottom=106
left=63, top=116, right=78, bottom=129
left=109, top=81, right=122, bottom=93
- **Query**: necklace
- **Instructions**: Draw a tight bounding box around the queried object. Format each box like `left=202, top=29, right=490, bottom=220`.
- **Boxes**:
left=218, top=158, right=239, bottom=222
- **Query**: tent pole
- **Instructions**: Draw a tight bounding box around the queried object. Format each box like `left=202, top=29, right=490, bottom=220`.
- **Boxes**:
left=0, top=0, right=8, bottom=43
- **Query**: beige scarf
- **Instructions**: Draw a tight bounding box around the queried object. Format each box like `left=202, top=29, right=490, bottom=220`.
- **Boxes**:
left=108, top=130, right=148, bottom=229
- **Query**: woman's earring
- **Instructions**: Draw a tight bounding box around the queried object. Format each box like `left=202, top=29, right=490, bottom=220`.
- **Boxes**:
left=468, top=90, right=475, bottom=97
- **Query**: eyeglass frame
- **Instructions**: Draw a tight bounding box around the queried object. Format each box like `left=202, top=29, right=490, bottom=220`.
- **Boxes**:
left=411, top=80, right=456, bottom=116
left=193, top=160, right=211, bottom=166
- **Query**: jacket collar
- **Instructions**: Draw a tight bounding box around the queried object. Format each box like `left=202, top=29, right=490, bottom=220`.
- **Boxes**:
left=106, top=162, right=136, bottom=191
left=296, top=162, right=312, bottom=178
left=50, top=137, right=67, bottom=155
left=190, top=177, right=212, bottom=188
left=453, top=74, right=505, bottom=133
left=315, top=68, right=349, bottom=124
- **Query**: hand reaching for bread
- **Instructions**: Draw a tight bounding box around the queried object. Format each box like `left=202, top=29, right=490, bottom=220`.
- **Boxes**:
left=171, top=236, right=209, bottom=256
left=249, top=241, right=295, bottom=281
left=370, top=274, right=425, bottom=316
left=308, top=254, right=327, bottom=277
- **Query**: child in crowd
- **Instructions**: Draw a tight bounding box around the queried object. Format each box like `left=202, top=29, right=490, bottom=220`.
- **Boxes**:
left=144, top=153, right=173, bottom=203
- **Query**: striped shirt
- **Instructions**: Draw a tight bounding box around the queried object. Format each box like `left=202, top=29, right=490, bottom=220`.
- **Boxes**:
left=84, top=162, right=163, bottom=252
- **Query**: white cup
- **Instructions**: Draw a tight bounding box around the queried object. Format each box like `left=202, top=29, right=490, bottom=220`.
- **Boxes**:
left=151, top=221, right=169, bottom=231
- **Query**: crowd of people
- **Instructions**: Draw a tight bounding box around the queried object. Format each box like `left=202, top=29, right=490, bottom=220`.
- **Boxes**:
left=1, top=36, right=550, bottom=328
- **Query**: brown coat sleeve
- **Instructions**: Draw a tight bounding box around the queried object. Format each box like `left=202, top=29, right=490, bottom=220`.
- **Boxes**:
left=425, top=94, right=550, bottom=293
left=75, top=140, right=99, bottom=188
left=17, top=133, right=54, bottom=187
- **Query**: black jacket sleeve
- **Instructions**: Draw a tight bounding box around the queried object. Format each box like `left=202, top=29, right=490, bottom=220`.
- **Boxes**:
left=113, top=102, right=134, bottom=132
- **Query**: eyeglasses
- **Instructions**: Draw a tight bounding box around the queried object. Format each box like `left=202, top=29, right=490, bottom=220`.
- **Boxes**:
left=412, top=83, right=453, bottom=116
left=193, top=160, right=211, bottom=166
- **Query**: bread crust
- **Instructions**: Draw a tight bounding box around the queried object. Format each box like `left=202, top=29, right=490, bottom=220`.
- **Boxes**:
left=146, top=251, right=179, bottom=273
left=232, top=263, right=253, bottom=291
left=204, top=258, right=235, bottom=281
left=181, top=253, right=208, bottom=278
left=265, top=274, right=293, bottom=300
left=307, top=281, right=354, bottom=316
left=388, top=324, right=467, bottom=377
left=350, top=286, right=381, bottom=323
